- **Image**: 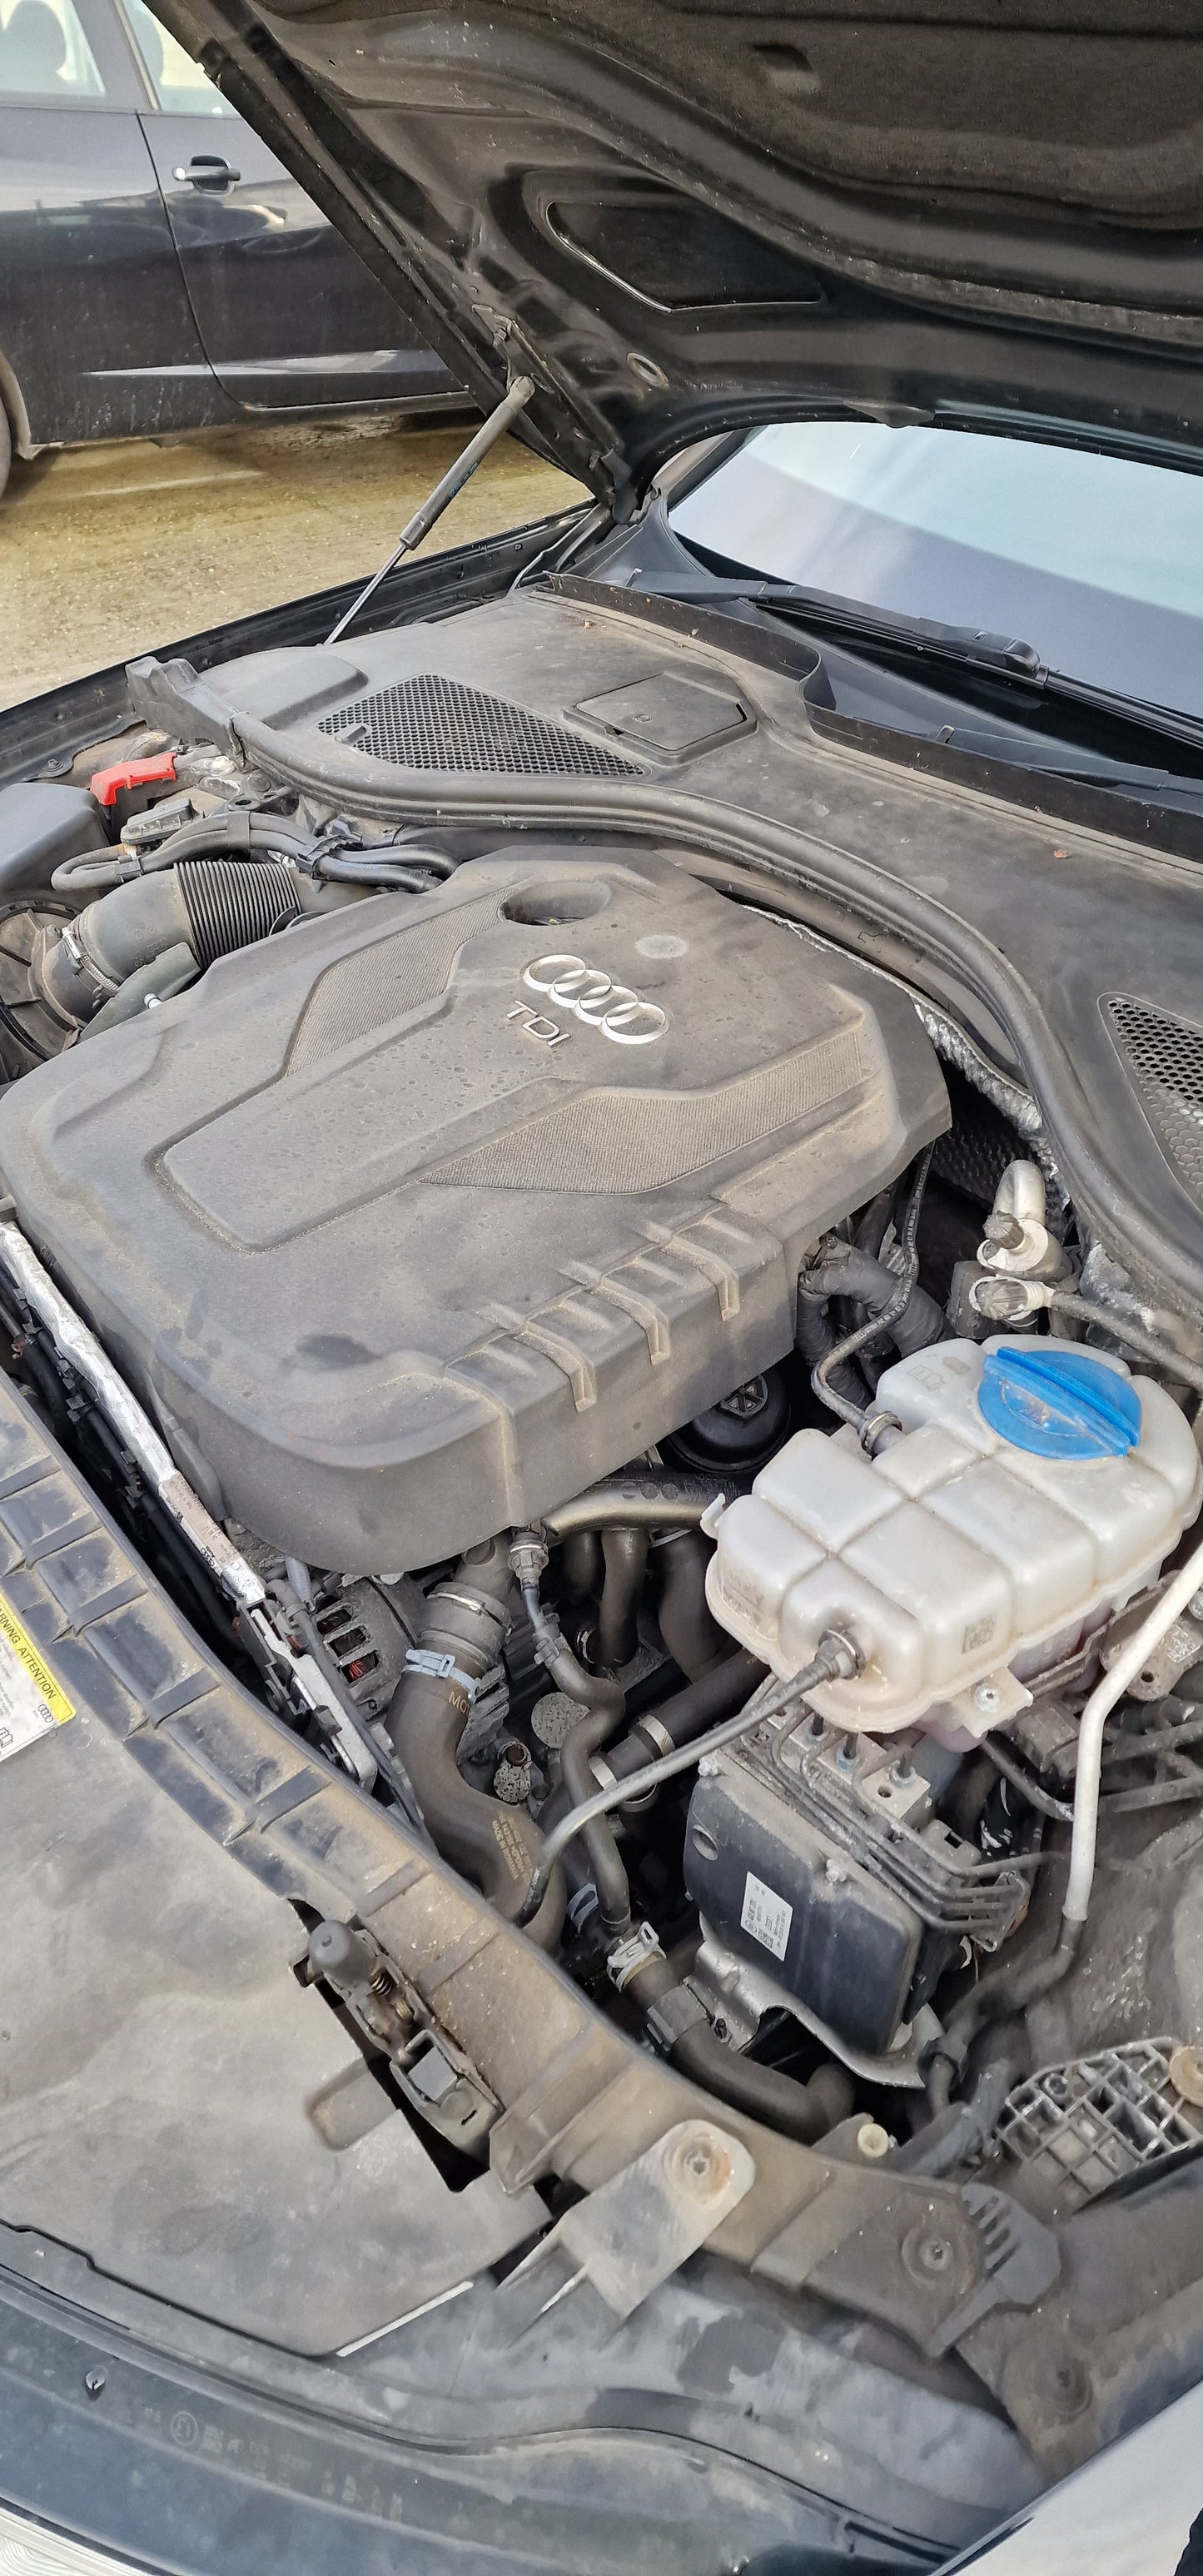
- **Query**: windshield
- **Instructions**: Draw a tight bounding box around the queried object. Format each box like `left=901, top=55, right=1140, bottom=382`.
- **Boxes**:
left=669, top=422, right=1203, bottom=722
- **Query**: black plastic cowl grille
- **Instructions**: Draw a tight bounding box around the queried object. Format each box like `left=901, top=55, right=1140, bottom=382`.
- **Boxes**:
left=1103, top=992, right=1203, bottom=1197
left=317, top=673, right=644, bottom=778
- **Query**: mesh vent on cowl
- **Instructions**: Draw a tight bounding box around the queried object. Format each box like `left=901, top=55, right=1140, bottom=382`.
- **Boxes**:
left=317, top=673, right=644, bottom=778
left=1103, top=992, right=1203, bottom=1196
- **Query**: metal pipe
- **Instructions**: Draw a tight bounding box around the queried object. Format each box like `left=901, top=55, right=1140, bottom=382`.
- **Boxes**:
left=1064, top=1531, right=1203, bottom=1926
left=541, top=1470, right=726, bottom=1539
left=1047, top=1288, right=1203, bottom=1395
left=808, top=1146, right=934, bottom=1439
left=326, top=376, right=536, bottom=646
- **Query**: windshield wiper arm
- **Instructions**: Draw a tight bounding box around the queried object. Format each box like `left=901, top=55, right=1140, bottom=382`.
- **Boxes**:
left=633, top=573, right=1203, bottom=763
left=633, top=574, right=1046, bottom=681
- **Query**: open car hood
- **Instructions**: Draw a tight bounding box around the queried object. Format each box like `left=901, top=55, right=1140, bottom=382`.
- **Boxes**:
left=147, top=0, right=1203, bottom=506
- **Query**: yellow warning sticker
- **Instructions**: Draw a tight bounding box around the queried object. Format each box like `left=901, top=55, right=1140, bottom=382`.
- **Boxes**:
left=0, top=1591, right=74, bottom=1763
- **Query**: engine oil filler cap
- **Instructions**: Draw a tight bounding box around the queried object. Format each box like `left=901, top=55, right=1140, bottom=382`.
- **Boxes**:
left=977, top=1343, right=1141, bottom=1459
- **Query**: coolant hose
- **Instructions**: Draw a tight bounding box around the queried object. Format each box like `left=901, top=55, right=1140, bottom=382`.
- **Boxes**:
left=386, top=1540, right=565, bottom=1948
left=802, top=1242, right=949, bottom=1359
left=604, top=1649, right=765, bottom=1782
left=624, top=1945, right=853, bottom=2146
left=794, top=1288, right=867, bottom=1411
left=519, top=1574, right=630, bottom=1935
left=654, top=1528, right=730, bottom=1677
left=891, top=2056, right=1018, bottom=2175
left=520, top=1635, right=860, bottom=1922
left=597, top=1527, right=649, bottom=1670
left=128, top=808, right=315, bottom=869
left=804, top=1145, right=934, bottom=1435
left=924, top=1926, right=1081, bottom=2114
left=533, top=1652, right=765, bottom=1897
left=79, top=942, right=198, bottom=1036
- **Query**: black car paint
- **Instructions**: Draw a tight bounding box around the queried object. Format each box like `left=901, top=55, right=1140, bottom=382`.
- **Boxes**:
left=141, top=0, right=1203, bottom=508
left=0, top=0, right=453, bottom=456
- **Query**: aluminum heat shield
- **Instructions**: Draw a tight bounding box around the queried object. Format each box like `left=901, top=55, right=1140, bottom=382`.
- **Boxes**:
left=0, top=853, right=946, bottom=1571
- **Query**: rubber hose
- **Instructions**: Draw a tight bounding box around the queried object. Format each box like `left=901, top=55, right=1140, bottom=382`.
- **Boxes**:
left=856, top=1191, right=894, bottom=1260
left=890, top=2056, right=1017, bottom=2176
left=609, top=1649, right=765, bottom=1779
left=549, top=1641, right=630, bottom=1936
left=597, top=1527, right=649, bottom=1670
left=139, top=809, right=315, bottom=869
left=534, top=1656, right=763, bottom=1867
left=925, top=1925, right=1081, bottom=2111
left=803, top=1246, right=949, bottom=1358
left=40, top=868, right=192, bottom=1022
left=387, top=1544, right=565, bottom=1948
left=316, top=850, right=445, bottom=890
left=560, top=1529, right=602, bottom=1605
left=654, top=1529, right=729, bottom=1678
left=38, top=860, right=299, bottom=1026
left=627, top=1949, right=853, bottom=2145
left=794, top=1286, right=869, bottom=1412
left=519, top=1589, right=630, bottom=1935
left=79, top=942, right=199, bottom=1037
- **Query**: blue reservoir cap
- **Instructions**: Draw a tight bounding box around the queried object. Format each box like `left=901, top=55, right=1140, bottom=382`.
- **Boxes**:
left=977, top=1342, right=1141, bottom=1460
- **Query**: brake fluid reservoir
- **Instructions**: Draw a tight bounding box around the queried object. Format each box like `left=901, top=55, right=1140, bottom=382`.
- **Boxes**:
left=704, top=1338, right=1202, bottom=1736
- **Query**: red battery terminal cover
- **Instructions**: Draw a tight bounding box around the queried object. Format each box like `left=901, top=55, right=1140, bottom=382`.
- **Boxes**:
left=89, top=754, right=177, bottom=810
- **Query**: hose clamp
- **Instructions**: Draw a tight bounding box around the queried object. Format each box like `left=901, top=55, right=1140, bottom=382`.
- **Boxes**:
left=635, top=1714, right=674, bottom=1760
left=403, top=1648, right=480, bottom=1702
left=606, top=1921, right=664, bottom=1992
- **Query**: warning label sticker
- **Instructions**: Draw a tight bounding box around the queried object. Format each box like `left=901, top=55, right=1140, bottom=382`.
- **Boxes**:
left=0, top=1593, right=75, bottom=1765
left=741, top=1869, right=793, bottom=1962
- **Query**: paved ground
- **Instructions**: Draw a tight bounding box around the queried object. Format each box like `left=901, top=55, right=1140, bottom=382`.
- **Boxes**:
left=0, top=410, right=585, bottom=709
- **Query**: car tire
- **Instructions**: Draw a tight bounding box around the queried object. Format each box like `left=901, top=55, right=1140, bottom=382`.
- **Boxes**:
left=0, top=405, right=11, bottom=503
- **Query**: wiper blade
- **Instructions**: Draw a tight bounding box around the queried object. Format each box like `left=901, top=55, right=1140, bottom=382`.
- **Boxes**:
left=634, top=574, right=1203, bottom=763
left=634, top=574, right=1046, bottom=680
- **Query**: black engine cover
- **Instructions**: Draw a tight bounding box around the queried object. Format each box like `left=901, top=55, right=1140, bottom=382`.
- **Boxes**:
left=0, top=852, right=945, bottom=1571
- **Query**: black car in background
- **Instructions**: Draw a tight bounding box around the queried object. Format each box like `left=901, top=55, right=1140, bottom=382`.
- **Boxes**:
left=0, top=0, right=455, bottom=493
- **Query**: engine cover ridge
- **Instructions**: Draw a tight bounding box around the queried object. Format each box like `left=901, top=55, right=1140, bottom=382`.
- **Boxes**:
left=0, top=853, right=947, bottom=1571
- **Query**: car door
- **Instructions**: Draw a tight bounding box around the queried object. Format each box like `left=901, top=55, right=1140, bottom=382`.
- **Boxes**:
left=120, top=0, right=452, bottom=415
left=0, top=0, right=223, bottom=445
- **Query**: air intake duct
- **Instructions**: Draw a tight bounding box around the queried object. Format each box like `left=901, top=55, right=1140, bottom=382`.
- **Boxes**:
left=177, top=858, right=299, bottom=967
left=35, top=860, right=301, bottom=1032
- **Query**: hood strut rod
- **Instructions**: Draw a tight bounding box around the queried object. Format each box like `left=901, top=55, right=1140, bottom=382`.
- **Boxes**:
left=326, top=375, right=535, bottom=647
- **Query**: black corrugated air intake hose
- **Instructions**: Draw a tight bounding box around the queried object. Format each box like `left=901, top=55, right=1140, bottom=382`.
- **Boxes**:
left=177, top=857, right=299, bottom=965
left=385, top=1539, right=567, bottom=1951
left=36, top=859, right=301, bottom=1033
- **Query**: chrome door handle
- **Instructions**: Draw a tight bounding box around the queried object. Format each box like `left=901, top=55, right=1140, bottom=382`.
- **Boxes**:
left=172, top=156, right=241, bottom=190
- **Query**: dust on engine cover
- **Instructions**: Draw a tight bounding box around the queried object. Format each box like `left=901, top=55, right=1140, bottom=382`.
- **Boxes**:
left=0, top=855, right=948, bottom=1569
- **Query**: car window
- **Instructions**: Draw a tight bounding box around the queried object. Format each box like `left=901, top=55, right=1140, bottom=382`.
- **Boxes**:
left=0, top=0, right=105, bottom=97
left=670, top=420, right=1203, bottom=722
left=121, top=0, right=233, bottom=112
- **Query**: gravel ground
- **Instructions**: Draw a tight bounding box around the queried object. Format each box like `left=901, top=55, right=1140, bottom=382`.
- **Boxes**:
left=0, top=410, right=585, bottom=709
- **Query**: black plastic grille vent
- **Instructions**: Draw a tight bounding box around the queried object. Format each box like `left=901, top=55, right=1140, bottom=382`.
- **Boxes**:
left=317, top=674, right=644, bottom=778
left=1104, top=992, right=1203, bottom=1196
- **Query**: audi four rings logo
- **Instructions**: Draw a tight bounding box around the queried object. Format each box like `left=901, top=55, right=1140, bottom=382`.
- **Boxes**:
left=511, top=953, right=669, bottom=1047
